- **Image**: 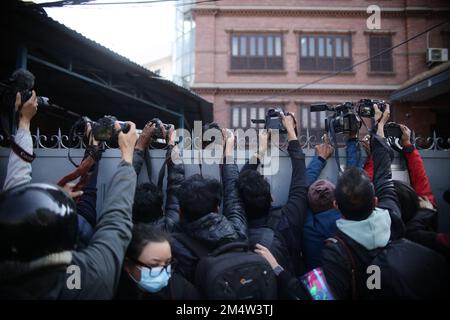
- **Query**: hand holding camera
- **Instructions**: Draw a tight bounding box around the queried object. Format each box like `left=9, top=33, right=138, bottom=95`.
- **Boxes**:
left=281, top=112, right=297, bottom=141
left=117, top=121, right=137, bottom=164
left=135, top=121, right=156, bottom=151
left=166, top=124, right=176, bottom=146
left=16, top=90, right=38, bottom=130
left=399, top=124, right=412, bottom=146
left=222, top=128, right=235, bottom=159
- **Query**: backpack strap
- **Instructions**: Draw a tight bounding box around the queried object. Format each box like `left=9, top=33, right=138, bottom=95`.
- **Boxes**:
left=326, top=236, right=358, bottom=300
left=172, top=233, right=209, bottom=258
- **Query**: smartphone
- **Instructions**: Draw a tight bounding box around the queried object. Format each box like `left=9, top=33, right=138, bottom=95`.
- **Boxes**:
left=300, top=267, right=335, bottom=300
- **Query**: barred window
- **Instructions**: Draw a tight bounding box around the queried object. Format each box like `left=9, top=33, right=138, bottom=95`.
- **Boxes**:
left=299, top=34, right=352, bottom=71
left=231, top=34, right=284, bottom=70
left=231, top=105, right=268, bottom=130
left=299, top=105, right=327, bottom=138
left=369, top=35, right=393, bottom=72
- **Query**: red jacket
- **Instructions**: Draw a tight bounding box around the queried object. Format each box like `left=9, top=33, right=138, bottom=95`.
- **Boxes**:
left=403, top=144, right=436, bottom=207
left=363, top=144, right=436, bottom=207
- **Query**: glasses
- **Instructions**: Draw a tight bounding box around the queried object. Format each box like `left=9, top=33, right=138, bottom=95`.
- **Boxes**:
left=131, top=258, right=176, bottom=276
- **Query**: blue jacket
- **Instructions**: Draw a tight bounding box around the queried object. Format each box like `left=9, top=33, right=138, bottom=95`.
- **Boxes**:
left=302, top=139, right=361, bottom=271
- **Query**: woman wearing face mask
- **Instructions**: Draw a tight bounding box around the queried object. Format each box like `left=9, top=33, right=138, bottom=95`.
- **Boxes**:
left=116, top=224, right=200, bottom=300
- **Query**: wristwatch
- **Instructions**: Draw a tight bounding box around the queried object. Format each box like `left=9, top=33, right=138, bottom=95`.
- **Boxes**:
left=402, top=144, right=415, bottom=153
left=273, top=265, right=284, bottom=276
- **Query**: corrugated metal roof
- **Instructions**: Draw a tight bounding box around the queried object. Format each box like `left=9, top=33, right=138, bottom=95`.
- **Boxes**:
left=19, top=1, right=211, bottom=106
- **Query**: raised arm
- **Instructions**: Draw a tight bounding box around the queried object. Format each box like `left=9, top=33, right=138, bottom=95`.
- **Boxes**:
left=163, top=126, right=184, bottom=232
left=307, top=141, right=333, bottom=185
left=222, top=129, right=248, bottom=241
left=3, top=92, right=37, bottom=190
left=399, top=124, right=436, bottom=207
left=371, top=104, right=401, bottom=220
left=70, top=122, right=138, bottom=299
left=280, top=113, right=308, bottom=232
left=132, top=122, right=155, bottom=176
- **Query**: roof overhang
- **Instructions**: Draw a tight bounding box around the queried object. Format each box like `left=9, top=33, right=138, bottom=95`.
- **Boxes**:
left=390, top=62, right=450, bottom=102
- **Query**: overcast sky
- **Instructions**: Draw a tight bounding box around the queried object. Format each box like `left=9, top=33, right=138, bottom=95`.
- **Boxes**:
left=38, top=0, right=176, bottom=65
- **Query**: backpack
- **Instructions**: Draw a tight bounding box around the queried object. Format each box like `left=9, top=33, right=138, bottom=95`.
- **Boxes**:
left=331, top=236, right=450, bottom=299
left=173, top=233, right=278, bottom=300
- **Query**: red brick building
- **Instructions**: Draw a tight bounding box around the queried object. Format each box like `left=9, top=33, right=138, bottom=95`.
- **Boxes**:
left=175, top=0, right=450, bottom=142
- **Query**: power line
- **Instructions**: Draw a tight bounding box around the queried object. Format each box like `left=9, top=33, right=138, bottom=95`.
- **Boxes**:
left=38, top=0, right=220, bottom=7
left=234, top=19, right=450, bottom=109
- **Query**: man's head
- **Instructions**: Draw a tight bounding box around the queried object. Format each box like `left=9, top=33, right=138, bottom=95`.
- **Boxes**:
left=393, top=180, right=419, bottom=223
left=334, top=167, right=377, bottom=221
left=237, top=170, right=271, bottom=220
left=133, top=183, right=163, bottom=223
left=308, top=179, right=336, bottom=214
left=177, top=174, right=222, bottom=223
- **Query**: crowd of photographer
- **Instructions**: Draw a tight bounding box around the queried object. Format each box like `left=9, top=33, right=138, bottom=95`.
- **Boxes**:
left=0, top=82, right=449, bottom=300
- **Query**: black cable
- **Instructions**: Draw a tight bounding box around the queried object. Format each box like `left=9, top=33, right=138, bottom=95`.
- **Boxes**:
left=235, top=19, right=450, bottom=109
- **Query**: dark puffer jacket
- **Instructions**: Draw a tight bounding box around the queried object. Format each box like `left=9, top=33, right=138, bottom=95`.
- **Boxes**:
left=170, top=163, right=248, bottom=282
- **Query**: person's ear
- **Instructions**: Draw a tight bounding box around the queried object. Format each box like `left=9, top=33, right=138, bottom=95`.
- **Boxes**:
left=333, top=200, right=340, bottom=211
left=373, top=196, right=379, bottom=208
left=215, top=205, right=220, bottom=213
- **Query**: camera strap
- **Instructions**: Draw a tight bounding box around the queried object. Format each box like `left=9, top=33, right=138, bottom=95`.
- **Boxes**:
left=57, top=155, right=96, bottom=197
left=10, top=138, right=36, bottom=163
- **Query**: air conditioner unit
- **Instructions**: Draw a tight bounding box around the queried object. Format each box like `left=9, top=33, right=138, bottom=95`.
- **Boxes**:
left=426, top=48, right=448, bottom=64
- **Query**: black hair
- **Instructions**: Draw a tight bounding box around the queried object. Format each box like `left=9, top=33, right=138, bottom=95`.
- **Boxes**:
left=237, top=169, right=271, bottom=220
left=126, top=223, right=170, bottom=261
left=393, top=180, right=419, bottom=223
left=132, top=182, right=163, bottom=224
left=443, top=188, right=450, bottom=204
left=335, top=167, right=375, bottom=221
left=177, top=174, right=222, bottom=223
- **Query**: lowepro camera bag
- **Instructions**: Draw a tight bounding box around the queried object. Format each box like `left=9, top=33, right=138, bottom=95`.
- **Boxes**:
left=173, top=233, right=277, bottom=300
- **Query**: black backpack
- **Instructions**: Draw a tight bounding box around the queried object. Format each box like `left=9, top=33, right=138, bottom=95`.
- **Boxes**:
left=173, top=233, right=278, bottom=300
left=332, top=236, right=450, bottom=299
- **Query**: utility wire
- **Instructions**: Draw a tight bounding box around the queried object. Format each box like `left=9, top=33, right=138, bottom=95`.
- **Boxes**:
left=234, top=18, right=450, bottom=108
left=38, top=0, right=220, bottom=7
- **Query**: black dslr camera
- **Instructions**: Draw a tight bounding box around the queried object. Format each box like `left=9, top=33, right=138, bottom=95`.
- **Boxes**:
left=310, top=102, right=361, bottom=135
left=73, top=115, right=130, bottom=143
left=251, top=107, right=288, bottom=133
left=357, top=99, right=386, bottom=118
left=0, top=69, right=50, bottom=109
left=0, top=69, right=51, bottom=135
left=384, top=122, right=402, bottom=140
left=149, top=118, right=172, bottom=148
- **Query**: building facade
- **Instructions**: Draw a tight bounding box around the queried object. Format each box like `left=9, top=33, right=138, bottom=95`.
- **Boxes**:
left=144, top=55, right=173, bottom=80
left=174, top=0, right=450, bottom=143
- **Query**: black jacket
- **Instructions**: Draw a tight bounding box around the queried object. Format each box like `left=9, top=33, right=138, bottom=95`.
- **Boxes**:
left=247, top=217, right=294, bottom=274
left=115, top=271, right=200, bottom=300
left=321, top=134, right=406, bottom=299
left=170, top=163, right=248, bottom=282
left=405, top=208, right=450, bottom=262
left=241, top=140, right=308, bottom=275
left=133, top=146, right=183, bottom=232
